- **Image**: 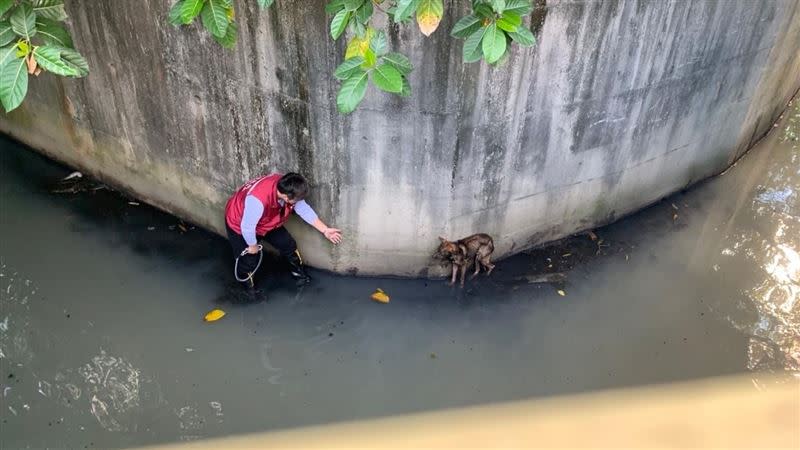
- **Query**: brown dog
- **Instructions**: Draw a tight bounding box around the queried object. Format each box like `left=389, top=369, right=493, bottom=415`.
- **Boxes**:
left=434, top=234, right=496, bottom=287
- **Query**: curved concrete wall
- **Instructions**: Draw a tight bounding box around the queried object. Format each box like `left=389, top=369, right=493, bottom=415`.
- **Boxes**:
left=1, top=0, right=799, bottom=276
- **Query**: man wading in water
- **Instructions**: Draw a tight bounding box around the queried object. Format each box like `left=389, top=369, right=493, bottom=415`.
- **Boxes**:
left=225, top=173, right=342, bottom=293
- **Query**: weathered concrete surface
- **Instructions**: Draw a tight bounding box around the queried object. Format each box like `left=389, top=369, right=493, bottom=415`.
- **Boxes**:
left=1, top=0, right=799, bottom=276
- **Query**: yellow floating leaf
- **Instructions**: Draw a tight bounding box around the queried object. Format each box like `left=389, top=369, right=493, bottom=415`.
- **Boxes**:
left=371, top=289, right=390, bottom=303
left=204, top=308, right=226, bottom=322
left=557, top=290, right=566, bottom=297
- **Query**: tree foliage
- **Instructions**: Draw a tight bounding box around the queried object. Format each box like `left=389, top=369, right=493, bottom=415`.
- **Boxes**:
left=0, top=0, right=88, bottom=113
left=169, top=0, right=537, bottom=113
left=1, top=1, right=537, bottom=115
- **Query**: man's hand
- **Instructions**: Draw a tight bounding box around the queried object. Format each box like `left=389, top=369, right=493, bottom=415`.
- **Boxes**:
left=323, top=227, right=343, bottom=244
left=246, top=244, right=261, bottom=254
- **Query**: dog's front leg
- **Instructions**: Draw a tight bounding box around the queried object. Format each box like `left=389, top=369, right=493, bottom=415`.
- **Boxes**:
left=449, top=264, right=457, bottom=286
left=459, top=264, right=468, bottom=287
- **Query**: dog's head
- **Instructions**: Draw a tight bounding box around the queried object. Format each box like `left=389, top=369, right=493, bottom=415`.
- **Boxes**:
left=433, top=236, right=462, bottom=261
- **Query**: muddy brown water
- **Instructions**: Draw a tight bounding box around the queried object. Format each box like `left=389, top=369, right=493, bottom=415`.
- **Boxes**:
left=1, top=106, right=798, bottom=447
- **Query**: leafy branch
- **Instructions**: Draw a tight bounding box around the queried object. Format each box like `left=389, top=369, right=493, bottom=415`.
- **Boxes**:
left=0, top=0, right=89, bottom=113
left=169, top=0, right=538, bottom=114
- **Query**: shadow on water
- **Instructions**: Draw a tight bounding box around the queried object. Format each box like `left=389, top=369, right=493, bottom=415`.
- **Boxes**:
left=1, top=100, right=799, bottom=448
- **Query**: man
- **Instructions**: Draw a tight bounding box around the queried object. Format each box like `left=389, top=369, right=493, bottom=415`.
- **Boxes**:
left=225, top=172, right=342, bottom=290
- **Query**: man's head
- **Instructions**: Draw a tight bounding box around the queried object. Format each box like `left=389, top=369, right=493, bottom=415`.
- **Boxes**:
left=277, top=172, right=309, bottom=204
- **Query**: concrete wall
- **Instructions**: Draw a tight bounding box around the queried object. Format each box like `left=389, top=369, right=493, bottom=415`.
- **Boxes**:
left=1, top=0, right=799, bottom=276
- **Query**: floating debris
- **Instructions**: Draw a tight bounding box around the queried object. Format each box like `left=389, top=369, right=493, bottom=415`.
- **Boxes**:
left=370, top=288, right=390, bottom=303
left=518, top=273, right=567, bottom=284
left=128, top=201, right=140, bottom=206
left=203, top=309, right=226, bottom=322
left=557, top=289, right=566, bottom=297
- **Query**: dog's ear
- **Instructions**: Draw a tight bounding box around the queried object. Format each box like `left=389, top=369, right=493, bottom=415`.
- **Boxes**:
left=438, top=236, right=447, bottom=242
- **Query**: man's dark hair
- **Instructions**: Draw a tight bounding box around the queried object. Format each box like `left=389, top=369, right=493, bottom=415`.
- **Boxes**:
left=277, top=172, right=309, bottom=200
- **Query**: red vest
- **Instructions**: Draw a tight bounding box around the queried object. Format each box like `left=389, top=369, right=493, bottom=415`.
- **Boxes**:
left=225, top=174, right=295, bottom=236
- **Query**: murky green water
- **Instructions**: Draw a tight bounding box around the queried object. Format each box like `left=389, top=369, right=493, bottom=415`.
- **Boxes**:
left=1, top=104, right=798, bottom=448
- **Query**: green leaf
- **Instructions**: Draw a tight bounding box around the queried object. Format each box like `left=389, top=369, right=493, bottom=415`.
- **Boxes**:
left=496, top=18, right=518, bottom=32
left=482, top=23, right=506, bottom=63
left=60, top=47, right=88, bottom=76
left=0, top=0, right=14, bottom=17
left=180, top=0, right=205, bottom=24
left=11, top=2, right=36, bottom=40
left=169, top=1, right=185, bottom=25
left=343, top=0, right=363, bottom=12
left=507, top=26, right=535, bottom=46
left=212, top=19, right=237, bottom=48
left=497, top=11, right=521, bottom=32
left=361, top=47, right=376, bottom=68
left=32, top=0, right=67, bottom=21
left=334, top=56, right=365, bottom=80
left=370, top=62, right=402, bottom=93
left=355, top=0, right=372, bottom=24
left=382, top=52, right=412, bottom=75
left=200, top=0, right=228, bottom=38
left=0, top=44, right=17, bottom=66
left=491, top=0, right=505, bottom=13
left=399, top=76, right=411, bottom=97
left=504, top=0, right=532, bottom=15
left=0, top=54, right=27, bottom=112
left=257, top=0, right=275, bottom=8
left=349, top=18, right=365, bottom=38
left=35, top=17, right=73, bottom=47
left=325, top=0, right=344, bottom=14
left=330, top=9, right=349, bottom=40
left=393, top=0, right=420, bottom=23
left=474, top=4, right=494, bottom=19
left=33, top=45, right=81, bottom=76
left=15, top=40, right=28, bottom=57
left=369, top=30, right=387, bottom=56
left=451, top=14, right=481, bottom=38
left=337, top=71, right=368, bottom=114
left=462, top=26, right=486, bottom=63
left=0, top=20, right=13, bottom=46
left=501, top=11, right=522, bottom=25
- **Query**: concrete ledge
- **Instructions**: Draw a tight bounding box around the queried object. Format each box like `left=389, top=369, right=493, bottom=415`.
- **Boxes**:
left=137, top=374, right=800, bottom=449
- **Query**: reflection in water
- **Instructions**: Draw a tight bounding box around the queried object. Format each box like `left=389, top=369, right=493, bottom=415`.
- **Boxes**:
left=80, top=351, right=142, bottom=431
left=0, top=262, right=155, bottom=435
left=713, top=104, right=800, bottom=375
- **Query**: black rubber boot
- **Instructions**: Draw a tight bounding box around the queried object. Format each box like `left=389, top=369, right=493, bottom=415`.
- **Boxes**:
left=241, top=272, right=265, bottom=301
left=287, top=250, right=312, bottom=286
